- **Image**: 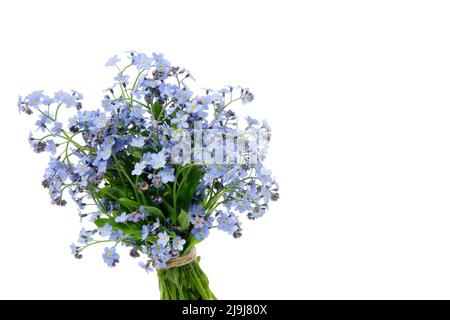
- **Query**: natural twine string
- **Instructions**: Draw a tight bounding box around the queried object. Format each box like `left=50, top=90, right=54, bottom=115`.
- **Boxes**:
left=158, top=247, right=197, bottom=270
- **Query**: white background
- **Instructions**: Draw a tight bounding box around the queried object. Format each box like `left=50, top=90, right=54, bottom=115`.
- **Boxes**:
left=1, top=0, right=450, bottom=299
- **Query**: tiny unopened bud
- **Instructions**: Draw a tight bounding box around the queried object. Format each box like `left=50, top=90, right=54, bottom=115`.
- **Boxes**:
left=130, top=248, right=140, bottom=258
left=233, top=229, right=243, bottom=239
left=138, top=182, right=149, bottom=191
left=150, top=195, right=163, bottom=205
left=270, top=191, right=280, bottom=201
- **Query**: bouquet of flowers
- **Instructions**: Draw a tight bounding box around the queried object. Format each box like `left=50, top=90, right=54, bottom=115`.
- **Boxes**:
left=18, top=51, right=279, bottom=300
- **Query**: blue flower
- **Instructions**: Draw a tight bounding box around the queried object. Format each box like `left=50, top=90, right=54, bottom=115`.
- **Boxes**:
left=97, top=161, right=108, bottom=173
left=102, top=136, right=115, bottom=149
left=192, top=226, right=210, bottom=240
left=74, top=163, right=91, bottom=176
left=156, top=57, right=170, bottom=74
left=157, top=231, right=170, bottom=246
left=159, top=83, right=177, bottom=99
left=103, top=247, right=120, bottom=267
left=130, top=105, right=144, bottom=118
left=51, top=122, right=63, bottom=135
left=191, top=215, right=205, bottom=229
left=94, top=114, right=108, bottom=129
left=98, top=223, right=113, bottom=237
left=114, top=212, right=128, bottom=223
left=146, top=78, right=159, bottom=88
left=139, top=261, right=154, bottom=273
left=176, top=90, right=192, bottom=105
left=217, top=212, right=238, bottom=234
left=105, top=55, right=121, bottom=67
left=27, top=91, right=44, bottom=108
left=61, top=92, right=77, bottom=108
left=70, top=243, right=78, bottom=255
left=114, top=73, right=130, bottom=86
left=97, top=148, right=112, bottom=161
left=157, top=167, right=175, bottom=183
left=102, top=96, right=115, bottom=112
left=171, top=112, right=189, bottom=129
left=35, top=114, right=51, bottom=131
left=131, top=161, right=146, bottom=176
left=188, top=204, right=206, bottom=219
left=222, top=167, right=241, bottom=184
left=133, top=53, right=153, bottom=70
left=142, top=152, right=153, bottom=165
left=141, top=245, right=149, bottom=255
left=151, top=243, right=165, bottom=257
left=45, top=139, right=57, bottom=155
left=53, top=90, right=65, bottom=104
left=154, top=259, right=167, bottom=269
left=68, top=115, right=78, bottom=128
left=245, top=116, right=258, bottom=127
left=151, top=218, right=160, bottom=233
left=78, top=228, right=93, bottom=244
left=17, top=95, right=24, bottom=113
left=172, top=237, right=186, bottom=251
left=41, top=94, right=53, bottom=105
left=110, top=230, right=126, bottom=241
left=130, top=136, right=146, bottom=148
left=141, top=225, right=149, bottom=241
left=149, top=151, right=166, bottom=170
left=127, top=211, right=143, bottom=222
left=139, top=206, right=150, bottom=219
left=186, top=99, right=204, bottom=114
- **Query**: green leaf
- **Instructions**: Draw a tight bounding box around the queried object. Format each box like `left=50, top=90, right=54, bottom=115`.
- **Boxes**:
left=94, top=217, right=141, bottom=240
left=94, top=218, right=112, bottom=228
left=176, top=167, right=203, bottom=211
left=152, top=101, right=162, bottom=119
left=118, top=197, right=140, bottom=210
left=142, top=205, right=165, bottom=221
left=177, top=209, right=190, bottom=231
left=162, top=202, right=177, bottom=221
left=131, top=151, right=142, bottom=159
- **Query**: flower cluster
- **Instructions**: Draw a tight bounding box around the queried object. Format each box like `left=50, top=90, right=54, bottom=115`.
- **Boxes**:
left=18, top=51, right=279, bottom=272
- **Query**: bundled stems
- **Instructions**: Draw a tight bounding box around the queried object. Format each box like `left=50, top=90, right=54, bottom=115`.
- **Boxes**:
left=157, top=258, right=216, bottom=300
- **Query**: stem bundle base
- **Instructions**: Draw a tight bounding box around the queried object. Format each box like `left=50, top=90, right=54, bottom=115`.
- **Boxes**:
left=157, top=258, right=216, bottom=300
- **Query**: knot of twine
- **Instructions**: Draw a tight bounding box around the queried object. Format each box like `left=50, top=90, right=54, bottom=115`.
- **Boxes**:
left=159, top=247, right=197, bottom=270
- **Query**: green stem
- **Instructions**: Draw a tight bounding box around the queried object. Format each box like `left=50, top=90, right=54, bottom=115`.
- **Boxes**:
left=157, top=258, right=216, bottom=300
left=213, top=97, right=242, bottom=122
left=54, top=103, right=63, bottom=120
left=78, top=240, right=116, bottom=252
